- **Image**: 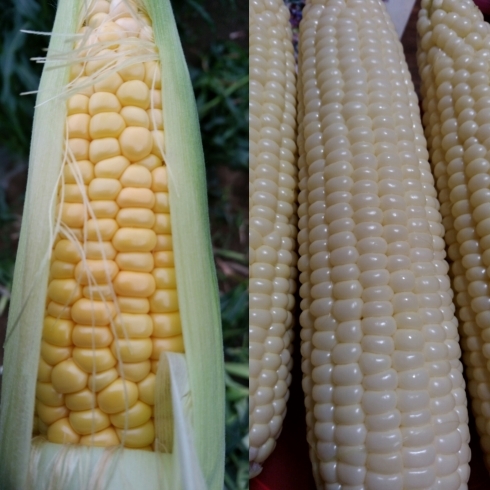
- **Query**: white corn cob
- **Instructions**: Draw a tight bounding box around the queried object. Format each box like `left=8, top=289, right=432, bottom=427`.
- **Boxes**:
left=417, top=0, right=490, bottom=470
left=249, top=0, right=298, bottom=477
left=297, top=0, right=470, bottom=488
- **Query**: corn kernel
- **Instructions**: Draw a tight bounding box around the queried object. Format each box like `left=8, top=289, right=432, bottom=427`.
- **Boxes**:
left=88, top=92, right=122, bottom=115
left=69, top=408, right=111, bottom=435
left=137, top=373, right=155, bottom=405
left=97, top=378, right=138, bottom=413
left=113, top=313, right=153, bottom=337
left=79, top=427, right=119, bottom=446
left=110, top=400, right=152, bottom=428
left=116, top=80, right=150, bottom=109
left=112, top=228, right=156, bottom=253
left=151, top=312, right=181, bottom=338
left=72, top=325, right=114, bottom=348
left=42, top=316, right=75, bottom=347
left=47, top=418, right=80, bottom=444
left=119, top=127, right=152, bottom=162
left=71, top=298, right=115, bottom=326
left=72, top=347, right=117, bottom=373
left=120, top=106, right=150, bottom=128
left=51, top=359, right=88, bottom=394
left=65, top=388, right=96, bottom=411
left=88, top=367, right=119, bottom=392
left=89, top=138, right=121, bottom=163
left=116, top=360, right=151, bottom=382
left=115, top=252, right=154, bottom=272
left=89, top=112, right=126, bottom=139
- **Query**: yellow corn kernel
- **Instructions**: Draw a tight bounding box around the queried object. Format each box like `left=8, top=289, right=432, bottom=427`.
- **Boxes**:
left=84, top=240, right=117, bottom=259
left=94, top=72, right=123, bottom=94
left=117, top=297, right=150, bottom=314
left=36, top=382, right=65, bottom=407
left=89, top=201, right=120, bottom=219
left=65, top=389, right=96, bottom=411
left=85, top=218, right=118, bottom=240
left=110, top=338, right=153, bottom=363
left=42, top=317, right=74, bottom=347
left=115, top=420, right=154, bottom=448
left=137, top=373, right=155, bottom=406
left=72, top=325, right=114, bottom=348
left=115, top=252, right=154, bottom=272
left=89, top=138, right=121, bottom=163
left=119, top=127, right=152, bottom=161
left=36, top=401, right=69, bottom=426
left=94, top=155, right=130, bottom=178
left=79, top=427, right=119, bottom=446
left=37, top=358, right=53, bottom=383
left=97, top=379, right=138, bottom=414
left=89, top=112, right=126, bottom=139
left=88, top=368, right=119, bottom=392
left=47, top=418, right=80, bottom=444
left=136, top=154, right=161, bottom=171
left=120, top=106, right=150, bottom=128
left=74, top=259, right=119, bottom=285
left=116, top=187, right=155, bottom=208
left=112, top=228, right=157, bottom=252
left=149, top=289, right=178, bottom=312
left=109, top=400, right=152, bottom=428
left=67, top=114, right=90, bottom=139
left=69, top=409, right=111, bottom=435
left=88, top=92, right=122, bottom=115
left=88, top=178, right=122, bottom=200
left=40, top=342, right=72, bottom=367
left=67, top=94, right=89, bottom=115
left=113, top=313, right=153, bottom=337
left=151, top=335, right=184, bottom=359
left=120, top=165, right=152, bottom=188
left=63, top=160, right=94, bottom=185
left=71, top=299, right=115, bottom=325
left=116, top=80, right=150, bottom=109
left=117, top=360, right=151, bottom=382
left=51, top=359, right=88, bottom=394
left=116, top=208, right=155, bottom=228
left=114, top=271, right=156, bottom=297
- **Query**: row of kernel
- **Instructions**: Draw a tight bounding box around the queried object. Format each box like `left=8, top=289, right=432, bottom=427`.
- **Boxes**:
left=249, top=0, right=297, bottom=466
left=410, top=26, right=471, bottom=484
left=418, top=4, right=490, bottom=468
left=295, top=4, right=326, bottom=485
left=299, top=3, right=337, bottom=483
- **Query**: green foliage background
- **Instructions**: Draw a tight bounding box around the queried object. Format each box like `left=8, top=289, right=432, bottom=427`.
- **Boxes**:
left=0, top=0, right=248, bottom=488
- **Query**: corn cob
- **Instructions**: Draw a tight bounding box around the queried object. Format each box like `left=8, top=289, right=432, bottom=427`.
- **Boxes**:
left=0, top=0, right=224, bottom=488
left=417, top=0, right=490, bottom=471
left=249, top=0, right=298, bottom=477
left=297, top=1, right=470, bottom=488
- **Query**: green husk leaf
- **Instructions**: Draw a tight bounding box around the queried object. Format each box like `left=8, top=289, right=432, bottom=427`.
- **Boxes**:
left=144, top=0, right=225, bottom=488
left=0, top=0, right=79, bottom=487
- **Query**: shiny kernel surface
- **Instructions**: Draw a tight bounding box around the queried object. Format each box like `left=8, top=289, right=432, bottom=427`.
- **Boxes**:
left=36, top=0, right=182, bottom=452
left=418, top=0, right=490, bottom=476
left=289, top=0, right=471, bottom=487
left=249, top=0, right=298, bottom=473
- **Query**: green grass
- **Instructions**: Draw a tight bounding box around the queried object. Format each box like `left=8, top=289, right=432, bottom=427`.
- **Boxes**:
left=0, top=1, right=248, bottom=488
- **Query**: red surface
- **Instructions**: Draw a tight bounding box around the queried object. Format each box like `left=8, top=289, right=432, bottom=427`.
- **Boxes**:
left=475, top=0, right=490, bottom=15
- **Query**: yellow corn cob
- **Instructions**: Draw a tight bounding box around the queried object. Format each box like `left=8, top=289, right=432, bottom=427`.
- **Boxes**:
left=417, top=0, right=490, bottom=471
left=33, top=0, right=174, bottom=450
left=0, top=0, right=224, bottom=488
left=249, top=0, right=298, bottom=477
left=297, top=1, right=470, bottom=488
